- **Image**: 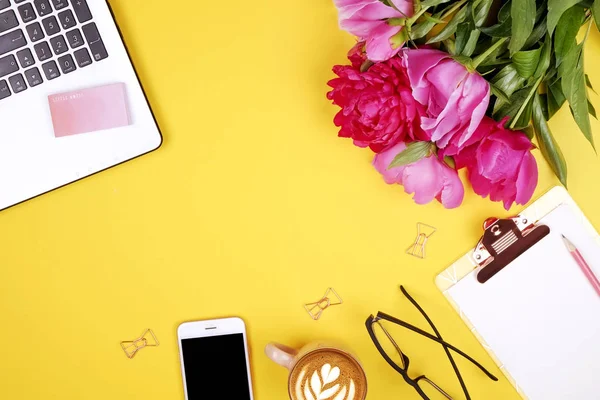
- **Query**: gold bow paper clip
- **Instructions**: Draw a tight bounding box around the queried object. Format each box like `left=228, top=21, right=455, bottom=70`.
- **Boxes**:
left=304, top=288, right=343, bottom=321
left=407, top=223, right=437, bottom=259
left=120, top=329, right=160, bottom=359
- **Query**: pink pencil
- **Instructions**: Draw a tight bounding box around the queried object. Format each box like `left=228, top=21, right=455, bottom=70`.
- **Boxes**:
left=562, top=235, right=600, bottom=297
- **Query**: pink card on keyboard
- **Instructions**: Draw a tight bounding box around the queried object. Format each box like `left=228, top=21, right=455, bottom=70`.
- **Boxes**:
left=48, top=83, right=131, bottom=137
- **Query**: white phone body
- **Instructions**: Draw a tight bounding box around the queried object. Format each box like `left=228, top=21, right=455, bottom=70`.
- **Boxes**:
left=177, top=317, right=254, bottom=400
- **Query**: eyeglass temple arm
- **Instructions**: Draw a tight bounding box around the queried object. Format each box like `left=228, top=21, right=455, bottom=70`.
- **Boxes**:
left=400, top=286, right=472, bottom=400
left=376, top=312, right=498, bottom=382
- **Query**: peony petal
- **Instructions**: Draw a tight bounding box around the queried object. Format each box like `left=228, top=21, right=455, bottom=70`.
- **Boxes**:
left=373, top=143, right=408, bottom=184
left=404, top=49, right=451, bottom=96
left=364, top=23, right=402, bottom=62
left=476, top=137, right=523, bottom=183
left=420, top=58, right=468, bottom=103
left=389, top=0, right=414, bottom=16
left=456, top=73, right=490, bottom=146
left=401, top=156, right=444, bottom=205
left=468, top=168, right=493, bottom=198
left=438, top=165, right=465, bottom=209
left=515, top=151, right=538, bottom=206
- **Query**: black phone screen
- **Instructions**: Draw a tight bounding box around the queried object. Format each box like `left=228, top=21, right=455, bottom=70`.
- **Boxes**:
left=181, top=333, right=251, bottom=399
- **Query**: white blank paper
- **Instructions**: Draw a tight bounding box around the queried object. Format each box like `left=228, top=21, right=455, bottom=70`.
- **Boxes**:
left=447, top=204, right=600, bottom=399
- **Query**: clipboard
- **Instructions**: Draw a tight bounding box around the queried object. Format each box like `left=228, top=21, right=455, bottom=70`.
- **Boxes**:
left=436, top=187, right=600, bottom=400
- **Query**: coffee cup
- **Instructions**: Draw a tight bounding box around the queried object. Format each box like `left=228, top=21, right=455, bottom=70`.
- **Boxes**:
left=265, top=342, right=368, bottom=400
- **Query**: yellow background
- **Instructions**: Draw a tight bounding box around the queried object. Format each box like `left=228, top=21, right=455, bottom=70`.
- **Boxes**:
left=1, top=0, right=600, bottom=399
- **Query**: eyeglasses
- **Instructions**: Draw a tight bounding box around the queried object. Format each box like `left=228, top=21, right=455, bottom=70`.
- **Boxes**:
left=365, top=286, right=498, bottom=400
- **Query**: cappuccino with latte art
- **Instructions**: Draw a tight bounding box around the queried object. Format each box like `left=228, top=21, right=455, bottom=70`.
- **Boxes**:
left=289, top=349, right=367, bottom=400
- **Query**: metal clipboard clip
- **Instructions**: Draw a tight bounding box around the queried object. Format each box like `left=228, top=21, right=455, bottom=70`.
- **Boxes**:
left=472, top=216, right=550, bottom=284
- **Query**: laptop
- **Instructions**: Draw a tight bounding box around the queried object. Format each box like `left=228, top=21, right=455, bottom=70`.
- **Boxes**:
left=0, top=0, right=162, bottom=211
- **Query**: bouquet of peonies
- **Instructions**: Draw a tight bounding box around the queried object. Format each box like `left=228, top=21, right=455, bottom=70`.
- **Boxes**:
left=327, top=0, right=598, bottom=209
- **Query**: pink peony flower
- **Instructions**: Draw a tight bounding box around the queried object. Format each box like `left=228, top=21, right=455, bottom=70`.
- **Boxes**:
left=403, top=49, right=490, bottom=152
left=334, top=0, right=414, bottom=62
left=373, top=142, right=465, bottom=208
left=455, top=118, right=538, bottom=210
left=327, top=50, right=427, bottom=153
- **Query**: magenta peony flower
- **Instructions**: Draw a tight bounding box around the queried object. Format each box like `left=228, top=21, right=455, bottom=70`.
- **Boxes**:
left=373, top=142, right=465, bottom=208
left=334, top=0, right=414, bottom=62
left=455, top=118, right=538, bottom=210
left=327, top=51, right=427, bottom=153
left=403, top=49, right=490, bottom=152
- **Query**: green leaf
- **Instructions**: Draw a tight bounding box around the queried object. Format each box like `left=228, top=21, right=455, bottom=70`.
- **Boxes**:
left=495, top=86, right=536, bottom=130
left=492, top=64, right=527, bottom=112
left=532, top=93, right=568, bottom=186
left=513, top=48, right=542, bottom=78
left=593, top=0, right=600, bottom=31
left=455, top=22, right=471, bottom=55
left=560, top=43, right=595, bottom=149
left=589, top=100, right=598, bottom=119
left=547, top=79, right=567, bottom=118
left=548, top=0, right=582, bottom=35
left=388, top=142, right=435, bottom=169
left=420, top=0, right=453, bottom=7
left=473, top=0, right=494, bottom=27
left=586, top=74, right=597, bottom=94
left=443, top=156, right=456, bottom=169
left=554, top=5, right=585, bottom=67
left=510, top=0, right=536, bottom=54
left=480, top=0, right=512, bottom=37
left=523, top=125, right=535, bottom=139
left=410, top=11, right=441, bottom=40
left=428, top=5, right=468, bottom=43
left=491, top=84, right=510, bottom=103
left=534, top=36, right=552, bottom=78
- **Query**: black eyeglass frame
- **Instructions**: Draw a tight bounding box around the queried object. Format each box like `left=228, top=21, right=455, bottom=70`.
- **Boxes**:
left=365, top=286, right=498, bottom=400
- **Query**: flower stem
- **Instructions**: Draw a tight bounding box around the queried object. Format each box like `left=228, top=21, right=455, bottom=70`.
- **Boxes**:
left=472, top=37, right=509, bottom=69
left=441, top=0, right=468, bottom=20
left=509, top=75, right=543, bottom=130
left=407, top=6, right=431, bottom=25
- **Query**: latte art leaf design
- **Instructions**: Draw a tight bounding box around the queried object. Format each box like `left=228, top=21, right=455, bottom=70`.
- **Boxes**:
left=295, top=363, right=356, bottom=400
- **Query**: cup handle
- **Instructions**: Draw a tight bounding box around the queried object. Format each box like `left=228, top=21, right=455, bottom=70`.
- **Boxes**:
left=265, top=342, right=298, bottom=370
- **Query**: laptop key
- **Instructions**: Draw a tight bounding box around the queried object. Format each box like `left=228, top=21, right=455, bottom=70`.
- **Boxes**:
left=42, top=59, right=59, bottom=79
left=17, top=3, right=35, bottom=23
left=66, top=28, right=83, bottom=48
left=72, top=0, right=91, bottom=23
left=0, top=29, right=26, bottom=57
left=74, top=47, right=91, bottom=67
left=0, top=10, right=19, bottom=34
left=33, top=0, right=52, bottom=17
left=0, top=54, right=17, bottom=78
left=16, top=48, right=34, bottom=67
left=51, top=0, right=68, bottom=10
left=82, top=23, right=108, bottom=61
left=42, top=15, right=60, bottom=36
left=0, top=78, right=10, bottom=99
left=26, top=22, right=44, bottom=42
left=8, top=73, right=26, bottom=93
left=50, top=34, right=67, bottom=55
left=24, top=66, right=42, bottom=87
left=0, top=0, right=10, bottom=11
left=57, top=53, right=75, bottom=73
left=57, top=9, right=75, bottom=29
left=34, top=41, right=51, bottom=61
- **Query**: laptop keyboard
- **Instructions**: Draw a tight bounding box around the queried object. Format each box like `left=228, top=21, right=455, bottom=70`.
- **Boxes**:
left=0, top=0, right=108, bottom=100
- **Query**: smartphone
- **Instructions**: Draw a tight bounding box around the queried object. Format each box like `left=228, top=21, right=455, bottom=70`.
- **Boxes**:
left=178, top=317, right=254, bottom=400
